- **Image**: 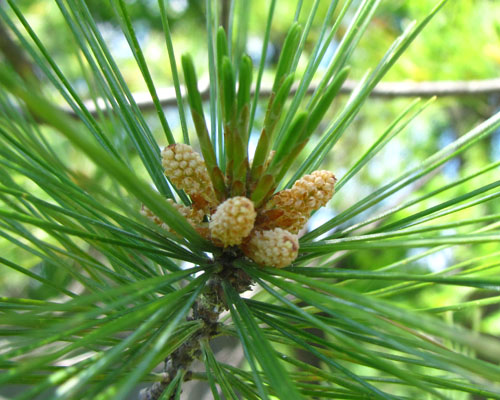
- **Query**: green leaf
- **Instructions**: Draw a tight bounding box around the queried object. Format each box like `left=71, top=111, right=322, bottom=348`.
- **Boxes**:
left=206, top=0, right=217, bottom=150
left=292, top=1, right=448, bottom=185
left=272, top=23, right=302, bottom=93
left=237, top=54, right=253, bottom=125
left=305, top=107, right=500, bottom=240
left=334, top=97, right=431, bottom=193
left=221, top=56, right=236, bottom=126
left=252, top=309, right=393, bottom=399
left=0, top=72, right=212, bottom=251
left=255, top=266, right=500, bottom=369
left=216, top=27, right=229, bottom=79
left=109, top=287, right=205, bottom=400
left=201, top=340, right=239, bottom=400
left=46, top=274, right=209, bottom=399
left=274, top=67, right=349, bottom=174
left=275, top=0, right=350, bottom=145
left=248, top=0, right=277, bottom=137
left=55, top=0, right=174, bottom=198
left=113, top=0, right=175, bottom=144
left=246, top=270, right=451, bottom=399
left=223, top=282, right=304, bottom=400
left=250, top=73, right=295, bottom=183
left=158, top=0, right=189, bottom=144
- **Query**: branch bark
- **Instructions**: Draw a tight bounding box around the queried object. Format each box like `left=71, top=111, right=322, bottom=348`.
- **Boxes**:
left=65, top=78, right=500, bottom=118
left=139, top=260, right=253, bottom=400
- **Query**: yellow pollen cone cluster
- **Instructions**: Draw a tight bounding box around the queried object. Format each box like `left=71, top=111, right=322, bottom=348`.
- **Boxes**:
left=142, top=143, right=335, bottom=268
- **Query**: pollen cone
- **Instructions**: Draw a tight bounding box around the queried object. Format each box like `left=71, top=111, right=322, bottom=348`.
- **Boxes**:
left=209, top=197, right=256, bottom=246
left=162, top=143, right=217, bottom=211
left=243, top=228, right=299, bottom=268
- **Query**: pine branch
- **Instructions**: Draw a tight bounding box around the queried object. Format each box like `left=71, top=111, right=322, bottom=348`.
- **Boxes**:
left=63, top=78, right=500, bottom=118
left=139, top=259, right=253, bottom=400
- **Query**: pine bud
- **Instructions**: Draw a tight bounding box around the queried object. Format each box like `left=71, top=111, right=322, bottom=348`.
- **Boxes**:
left=261, top=170, right=336, bottom=233
left=243, top=228, right=299, bottom=268
left=161, top=144, right=217, bottom=210
left=209, top=197, right=256, bottom=246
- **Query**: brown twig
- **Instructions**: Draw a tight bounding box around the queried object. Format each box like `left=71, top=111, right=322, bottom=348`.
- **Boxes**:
left=220, top=0, right=230, bottom=33
left=64, top=78, right=500, bottom=118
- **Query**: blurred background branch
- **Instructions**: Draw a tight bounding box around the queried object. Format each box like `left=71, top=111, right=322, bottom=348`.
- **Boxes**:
left=65, top=78, right=500, bottom=117
left=0, top=18, right=38, bottom=81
